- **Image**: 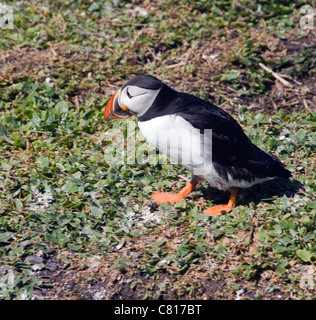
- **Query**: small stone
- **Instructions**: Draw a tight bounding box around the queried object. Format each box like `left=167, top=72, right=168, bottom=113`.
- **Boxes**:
left=46, top=262, right=58, bottom=271
left=66, top=280, right=76, bottom=289
left=166, top=59, right=176, bottom=66
left=25, top=255, right=44, bottom=265
left=7, top=56, right=17, bottom=62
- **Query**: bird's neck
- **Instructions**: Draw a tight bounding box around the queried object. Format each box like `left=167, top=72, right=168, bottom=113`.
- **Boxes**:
left=138, top=84, right=178, bottom=122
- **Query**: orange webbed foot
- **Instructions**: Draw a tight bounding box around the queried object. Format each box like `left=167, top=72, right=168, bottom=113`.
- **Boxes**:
left=203, top=204, right=232, bottom=216
left=151, top=179, right=198, bottom=205
left=151, top=192, right=182, bottom=205
left=203, top=188, right=239, bottom=216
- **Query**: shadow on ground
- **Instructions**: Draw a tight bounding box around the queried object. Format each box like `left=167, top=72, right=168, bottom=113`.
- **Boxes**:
left=201, top=178, right=304, bottom=207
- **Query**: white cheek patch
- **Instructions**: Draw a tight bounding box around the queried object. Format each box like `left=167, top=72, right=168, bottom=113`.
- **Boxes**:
left=121, top=86, right=161, bottom=116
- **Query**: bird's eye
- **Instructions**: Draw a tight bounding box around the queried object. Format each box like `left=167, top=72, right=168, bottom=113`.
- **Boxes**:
left=126, top=88, right=133, bottom=99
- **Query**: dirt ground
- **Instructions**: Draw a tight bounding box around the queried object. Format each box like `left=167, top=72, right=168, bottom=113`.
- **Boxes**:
left=1, top=25, right=315, bottom=300
left=1, top=26, right=315, bottom=116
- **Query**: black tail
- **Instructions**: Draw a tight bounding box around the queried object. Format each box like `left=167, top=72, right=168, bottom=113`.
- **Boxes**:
left=237, top=145, right=292, bottom=179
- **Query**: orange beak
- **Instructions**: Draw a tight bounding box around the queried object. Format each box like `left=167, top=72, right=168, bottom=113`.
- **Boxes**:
left=104, top=91, right=120, bottom=120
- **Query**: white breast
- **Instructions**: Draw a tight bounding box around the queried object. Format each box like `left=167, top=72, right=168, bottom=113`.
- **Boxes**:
left=138, top=115, right=222, bottom=184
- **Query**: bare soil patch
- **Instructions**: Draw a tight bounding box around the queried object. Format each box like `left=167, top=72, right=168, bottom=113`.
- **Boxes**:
left=1, top=27, right=315, bottom=115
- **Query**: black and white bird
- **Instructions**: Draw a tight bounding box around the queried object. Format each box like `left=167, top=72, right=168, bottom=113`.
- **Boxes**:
left=104, top=74, right=291, bottom=215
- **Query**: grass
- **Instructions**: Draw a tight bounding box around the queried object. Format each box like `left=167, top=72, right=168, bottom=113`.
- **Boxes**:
left=0, top=0, right=315, bottom=300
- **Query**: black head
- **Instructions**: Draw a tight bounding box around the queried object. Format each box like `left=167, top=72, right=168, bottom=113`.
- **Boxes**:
left=121, top=74, right=163, bottom=91
left=104, top=74, right=164, bottom=119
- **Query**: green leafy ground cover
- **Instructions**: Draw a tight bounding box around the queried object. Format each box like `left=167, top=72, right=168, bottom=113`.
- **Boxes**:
left=0, top=0, right=315, bottom=299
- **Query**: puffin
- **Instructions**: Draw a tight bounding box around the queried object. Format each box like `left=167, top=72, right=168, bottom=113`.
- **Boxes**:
left=104, top=74, right=291, bottom=215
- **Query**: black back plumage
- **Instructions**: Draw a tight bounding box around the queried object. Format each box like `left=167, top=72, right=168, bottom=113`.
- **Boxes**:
left=139, top=82, right=291, bottom=182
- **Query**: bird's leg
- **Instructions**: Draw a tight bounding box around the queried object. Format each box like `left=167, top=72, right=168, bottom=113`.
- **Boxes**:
left=203, top=188, right=238, bottom=216
left=151, top=179, right=198, bottom=205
